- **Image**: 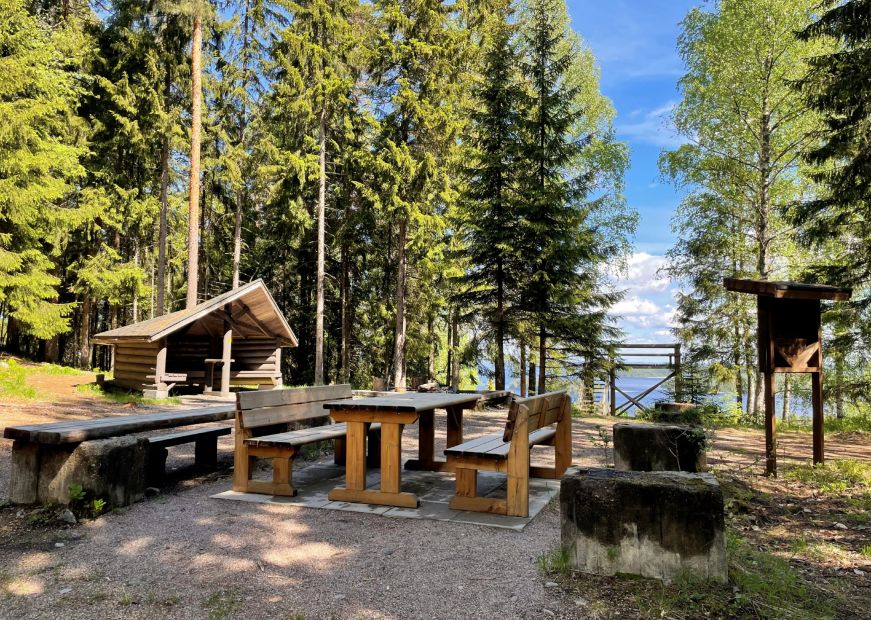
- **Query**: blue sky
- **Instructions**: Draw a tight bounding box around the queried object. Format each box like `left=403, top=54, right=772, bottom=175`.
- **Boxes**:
left=566, top=0, right=699, bottom=343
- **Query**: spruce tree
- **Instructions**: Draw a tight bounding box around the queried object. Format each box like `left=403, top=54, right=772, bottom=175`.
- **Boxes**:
left=516, top=0, right=630, bottom=393
left=454, top=0, right=523, bottom=391
left=0, top=0, right=86, bottom=340
left=795, top=0, right=871, bottom=285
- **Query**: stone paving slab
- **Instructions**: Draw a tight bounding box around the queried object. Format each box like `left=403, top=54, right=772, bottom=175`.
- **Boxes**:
left=212, top=461, right=559, bottom=531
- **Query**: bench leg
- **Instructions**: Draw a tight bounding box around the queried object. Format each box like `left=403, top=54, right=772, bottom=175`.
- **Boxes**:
left=456, top=467, right=477, bottom=498
left=147, top=446, right=168, bottom=487
left=194, top=437, right=219, bottom=470
left=366, top=425, right=381, bottom=468
left=506, top=457, right=529, bottom=518
left=10, top=440, right=40, bottom=504
left=271, top=456, right=296, bottom=497
left=334, top=437, right=347, bottom=466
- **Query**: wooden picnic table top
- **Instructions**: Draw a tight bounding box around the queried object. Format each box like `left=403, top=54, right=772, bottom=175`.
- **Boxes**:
left=323, top=392, right=482, bottom=413
left=3, top=405, right=235, bottom=445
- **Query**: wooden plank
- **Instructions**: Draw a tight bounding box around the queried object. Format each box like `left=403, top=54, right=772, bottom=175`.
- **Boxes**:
left=329, top=410, right=419, bottom=425
left=327, top=488, right=418, bottom=509
left=238, top=384, right=352, bottom=411
left=3, top=405, right=235, bottom=444
left=323, top=392, right=481, bottom=413
left=147, top=426, right=230, bottom=447
left=506, top=409, right=530, bottom=517
left=245, top=425, right=349, bottom=448
left=239, top=401, right=333, bottom=428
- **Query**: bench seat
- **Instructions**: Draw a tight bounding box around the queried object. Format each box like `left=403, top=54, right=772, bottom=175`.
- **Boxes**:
left=246, top=423, right=381, bottom=450
left=146, top=425, right=231, bottom=486
left=445, top=427, right=556, bottom=460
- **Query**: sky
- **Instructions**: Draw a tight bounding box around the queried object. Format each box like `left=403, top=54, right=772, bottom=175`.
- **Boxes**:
left=566, top=0, right=699, bottom=344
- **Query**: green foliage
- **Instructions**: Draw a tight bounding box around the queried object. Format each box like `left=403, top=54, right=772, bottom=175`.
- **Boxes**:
left=67, top=483, right=108, bottom=519
left=0, top=359, right=36, bottom=399
left=535, top=545, right=571, bottom=576
left=784, top=459, right=871, bottom=494
left=76, top=382, right=181, bottom=405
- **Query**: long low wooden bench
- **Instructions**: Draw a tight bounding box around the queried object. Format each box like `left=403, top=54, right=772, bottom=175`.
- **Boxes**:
left=4, top=405, right=236, bottom=505
left=444, top=390, right=572, bottom=517
left=146, top=426, right=232, bottom=486
left=233, top=384, right=381, bottom=497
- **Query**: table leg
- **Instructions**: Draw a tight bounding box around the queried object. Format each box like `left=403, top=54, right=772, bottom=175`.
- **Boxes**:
left=405, top=406, right=466, bottom=473
left=329, top=420, right=418, bottom=508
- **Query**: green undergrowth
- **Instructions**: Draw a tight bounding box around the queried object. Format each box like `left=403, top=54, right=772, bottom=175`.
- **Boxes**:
left=76, top=382, right=181, bottom=406
left=784, top=459, right=871, bottom=494
left=0, top=359, right=37, bottom=399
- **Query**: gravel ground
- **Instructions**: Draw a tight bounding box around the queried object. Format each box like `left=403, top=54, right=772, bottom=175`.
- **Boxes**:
left=1, top=408, right=597, bottom=619
left=4, top=398, right=869, bottom=619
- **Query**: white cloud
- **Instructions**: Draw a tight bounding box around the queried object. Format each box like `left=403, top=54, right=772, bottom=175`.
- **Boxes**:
left=615, top=101, right=685, bottom=149
left=610, top=296, right=676, bottom=330
left=611, top=252, right=670, bottom=293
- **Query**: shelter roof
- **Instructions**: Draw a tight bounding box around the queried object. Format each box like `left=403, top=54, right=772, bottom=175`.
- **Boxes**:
left=93, top=280, right=297, bottom=346
left=724, top=278, right=852, bottom=301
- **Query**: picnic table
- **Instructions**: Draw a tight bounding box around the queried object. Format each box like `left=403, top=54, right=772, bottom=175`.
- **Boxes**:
left=324, top=392, right=482, bottom=508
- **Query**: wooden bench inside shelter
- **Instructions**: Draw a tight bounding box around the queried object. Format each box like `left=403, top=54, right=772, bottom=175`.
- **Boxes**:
left=444, top=390, right=572, bottom=517
left=233, top=384, right=381, bottom=497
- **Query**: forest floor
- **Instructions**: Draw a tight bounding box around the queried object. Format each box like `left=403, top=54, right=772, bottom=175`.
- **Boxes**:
left=0, top=362, right=869, bottom=618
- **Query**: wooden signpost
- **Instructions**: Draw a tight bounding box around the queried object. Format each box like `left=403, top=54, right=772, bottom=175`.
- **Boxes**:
left=724, top=279, right=851, bottom=476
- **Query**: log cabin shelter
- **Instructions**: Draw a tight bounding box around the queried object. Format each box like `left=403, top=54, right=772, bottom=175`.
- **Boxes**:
left=93, top=280, right=297, bottom=399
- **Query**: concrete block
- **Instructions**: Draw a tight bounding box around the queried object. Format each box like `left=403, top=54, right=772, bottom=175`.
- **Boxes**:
left=613, top=422, right=707, bottom=472
left=35, top=437, right=148, bottom=507
left=560, top=468, right=727, bottom=583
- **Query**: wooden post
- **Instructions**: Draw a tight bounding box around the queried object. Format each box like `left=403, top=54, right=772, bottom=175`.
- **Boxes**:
left=155, top=338, right=168, bottom=396
left=609, top=366, right=616, bottom=416
left=221, top=321, right=232, bottom=397
left=674, top=344, right=682, bottom=401
left=274, top=346, right=282, bottom=388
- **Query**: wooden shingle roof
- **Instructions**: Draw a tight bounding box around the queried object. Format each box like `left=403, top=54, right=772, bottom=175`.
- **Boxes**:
left=724, top=278, right=852, bottom=301
left=93, top=280, right=298, bottom=346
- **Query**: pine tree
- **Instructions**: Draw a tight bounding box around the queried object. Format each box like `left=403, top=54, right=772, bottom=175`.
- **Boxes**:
left=454, top=0, right=524, bottom=392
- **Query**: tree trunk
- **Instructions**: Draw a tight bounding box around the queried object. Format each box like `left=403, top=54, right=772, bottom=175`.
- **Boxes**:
left=314, top=104, right=327, bottom=385
left=450, top=316, right=460, bottom=391
left=519, top=341, right=527, bottom=397
left=186, top=14, right=203, bottom=310
left=157, top=69, right=171, bottom=316
left=835, top=356, right=845, bottom=419
left=78, top=294, right=91, bottom=369
left=393, top=218, right=408, bottom=390
left=232, top=0, right=251, bottom=290
left=537, top=322, right=546, bottom=394
left=781, top=374, right=790, bottom=423
left=494, top=259, right=505, bottom=390
left=427, top=314, right=435, bottom=381
left=528, top=362, right=536, bottom=397
left=340, top=235, right=351, bottom=384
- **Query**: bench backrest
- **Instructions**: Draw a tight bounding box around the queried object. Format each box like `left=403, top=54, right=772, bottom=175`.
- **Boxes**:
left=236, top=384, right=353, bottom=430
left=503, top=390, right=570, bottom=442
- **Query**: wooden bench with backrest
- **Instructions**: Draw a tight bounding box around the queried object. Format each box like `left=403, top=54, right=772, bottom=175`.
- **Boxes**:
left=444, top=390, right=572, bottom=517
left=233, top=384, right=381, bottom=497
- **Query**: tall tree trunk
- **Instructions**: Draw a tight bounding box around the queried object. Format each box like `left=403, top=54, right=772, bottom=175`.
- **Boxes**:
left=781, top=374, right=790, bottom=423
left=157, top=71, right=170, bottom=316
left=835, top=356, right=845, bottom=419
left=186, top=14, right=203, bottom=309
left=132, top=243, right=140, bottom=323
left=232, top=0, right=251, bottom=290
left=494, top=258, right=505, bottom=390
left=314, top=105, right=327, bottom=385
left=519, top=340, right=527, bottom=397
left=450, top=316, right=460, bottom=391
left=528, top=361, right=536, bottom=397
left=340, top=234, right=351, bottom=384
left=427, top=314, right=435, bottom=381
left=537, top=322, right=546, bottom=394
left=393, top=218, right=408, bottom=390
left=78, top=294, right=91, bottom=369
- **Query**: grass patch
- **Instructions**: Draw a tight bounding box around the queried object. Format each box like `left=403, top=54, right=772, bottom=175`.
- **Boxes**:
left=76, top=383, right=180, bottom=406
left=784, top=460, right=871, bottom=494
left=860, top=545, right=871, bottom=559
left=727, top=532, right=840, bottom=619
left=40, top=363, right=85, bottom=376
left=0, top=359, right=37, bottom=399
left=202, top=589, right=243, bottom=620
left=535, top=545, right=571, bottom=576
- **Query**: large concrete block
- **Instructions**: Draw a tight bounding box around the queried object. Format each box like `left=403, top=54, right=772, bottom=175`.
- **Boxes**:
left=29, top=437, right=148, bottom=507
left=613, top=422, right=707, bottom=472
left=560, top=468, right=727, bottom=583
